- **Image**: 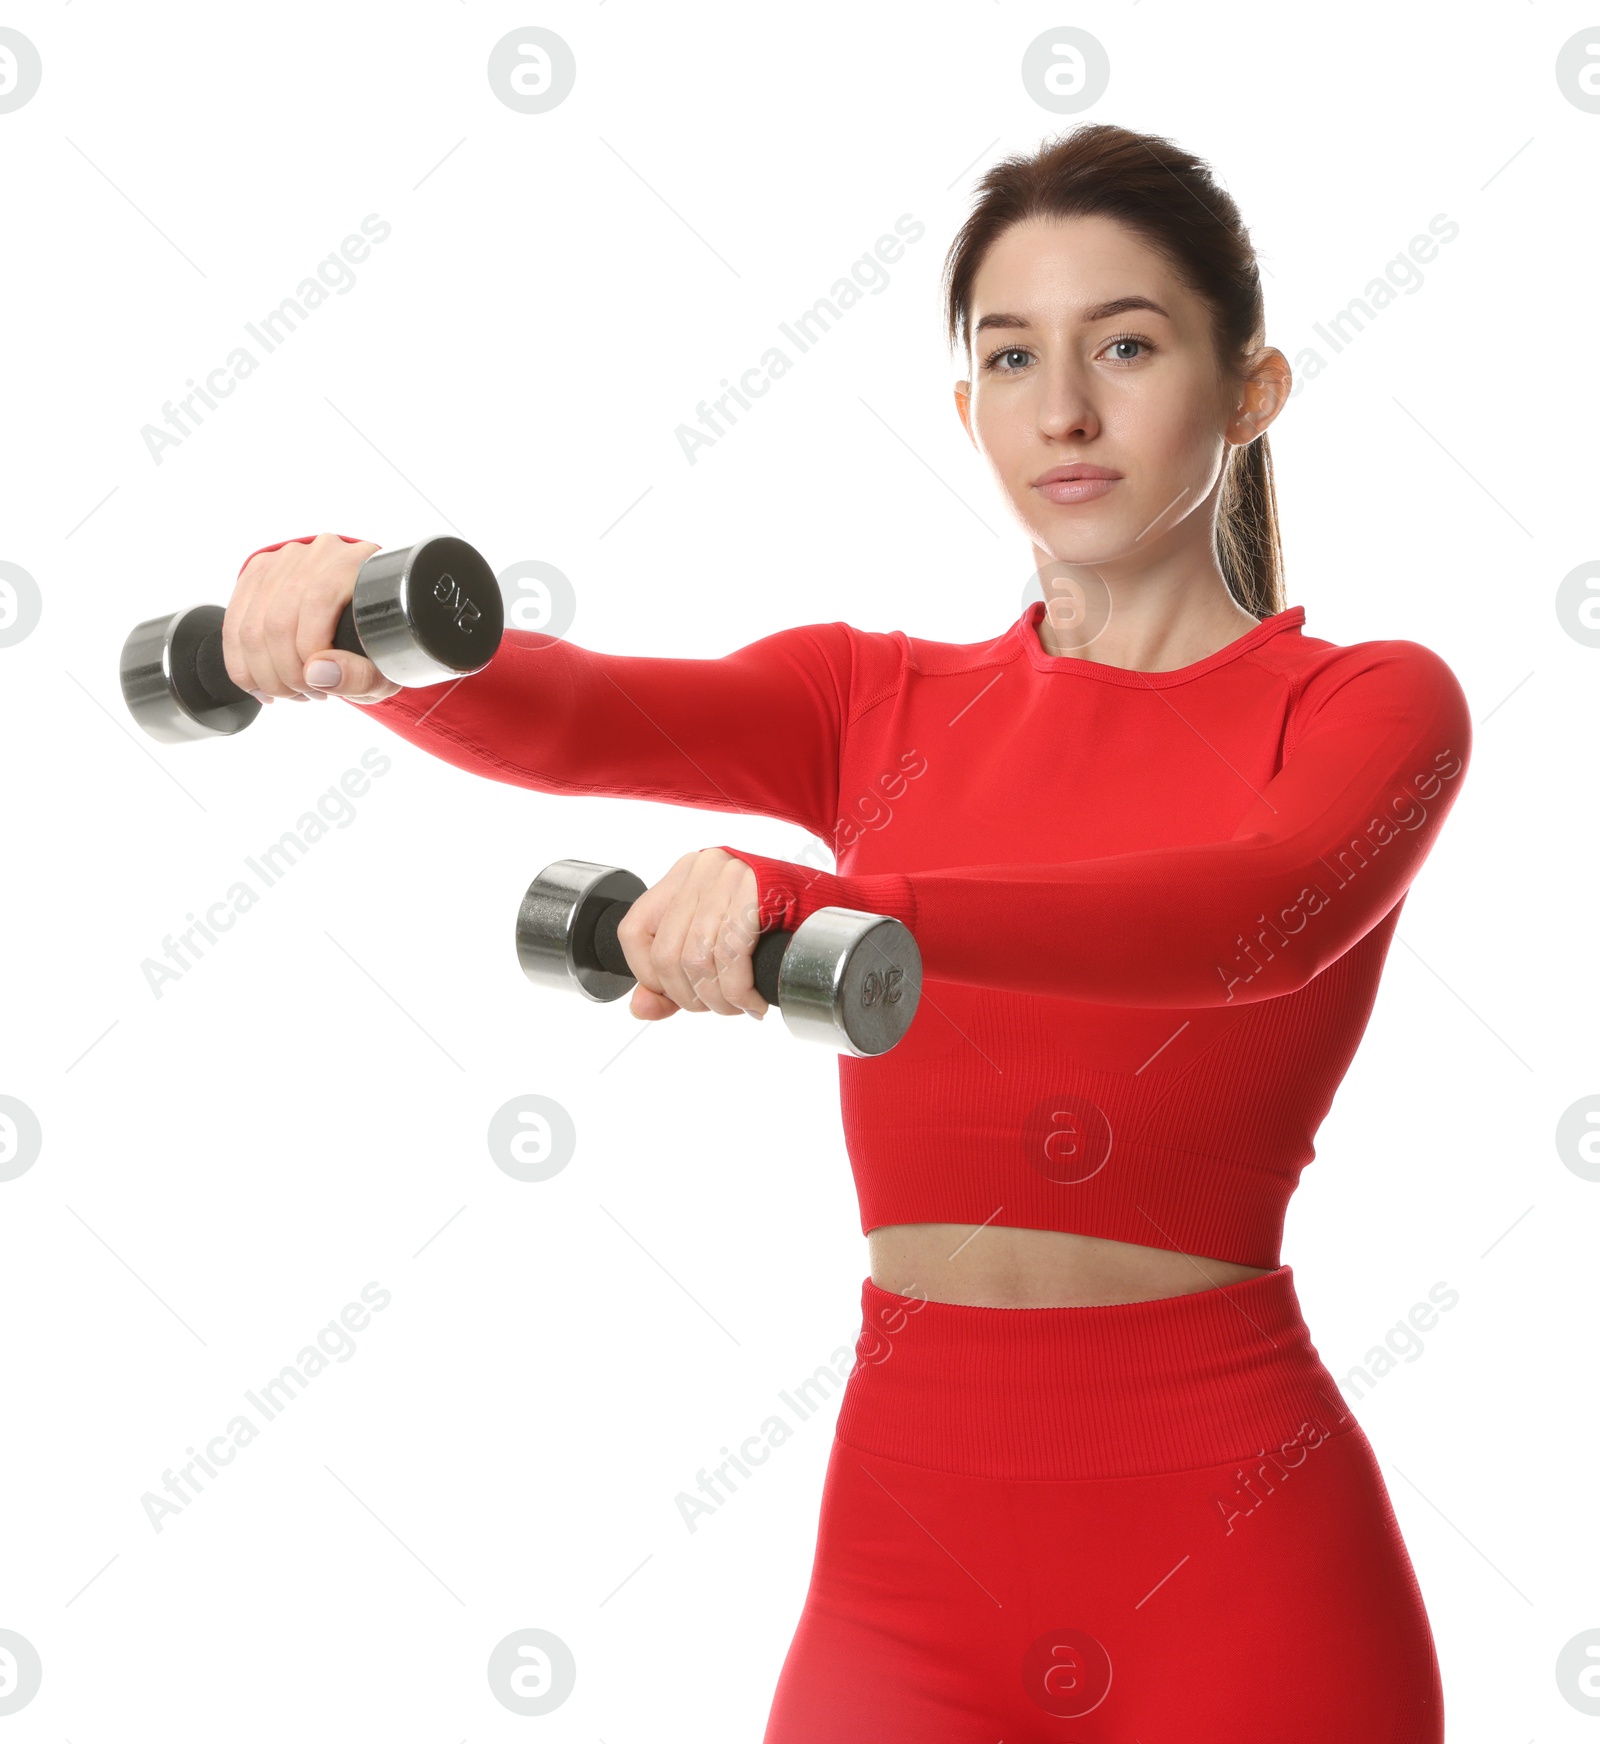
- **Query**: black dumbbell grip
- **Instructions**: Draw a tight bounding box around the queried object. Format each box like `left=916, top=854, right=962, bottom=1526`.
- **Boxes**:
left=194, top=601, right=364, bottom=708
left=593, top=898, right=792, bottom=1005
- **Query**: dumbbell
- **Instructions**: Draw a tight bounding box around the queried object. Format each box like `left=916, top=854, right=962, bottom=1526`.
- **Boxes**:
left=515, top=859, right=922, bottom=1058
left=119, top=535, right=504, bottom=743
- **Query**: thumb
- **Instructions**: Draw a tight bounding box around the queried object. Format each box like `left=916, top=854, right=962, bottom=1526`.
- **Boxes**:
left=302, top=649, right=395, bottom=703
left=629, top=986, right=680, bottom=1021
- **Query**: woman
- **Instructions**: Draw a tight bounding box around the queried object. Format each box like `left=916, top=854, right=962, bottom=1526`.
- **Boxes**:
left=224, top=123, right=1468, bottom=1740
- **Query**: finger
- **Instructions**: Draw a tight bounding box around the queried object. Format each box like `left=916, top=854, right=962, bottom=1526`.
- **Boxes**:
left=265, top=532, right=371, bottom=701
left=223, top=550, right=276, bottom=697
left=261, top=585, right=316, bottom=699
left=703, top=856, right=767, bottom=1018
left=300, top=648, right=390, bottom=701
left=628, top=985, right=679, bottom=1021
left=648, top=861, right=725, bottom=1015
left=615, top=874, right=680, bottom=1009
left=650, top=904, right=712, bottom=1015
left=298, top=541, right=382, bottom=700
left=709, top=859, right=766, bottom=1017
left=675, top=878, right=751, bottom=1019
left=235, top=595, right=302, bottom=700
left=269, top=536, right=350, bottom=699
left=233, top=544, right=312, bottom=701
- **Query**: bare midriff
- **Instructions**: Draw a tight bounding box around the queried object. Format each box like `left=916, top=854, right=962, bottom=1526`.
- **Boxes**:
left=867, top=1223, right=1273, bottom=1308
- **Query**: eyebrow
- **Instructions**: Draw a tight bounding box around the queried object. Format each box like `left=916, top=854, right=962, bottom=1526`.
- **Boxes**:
left=973, top=295, right=1171, bottom=334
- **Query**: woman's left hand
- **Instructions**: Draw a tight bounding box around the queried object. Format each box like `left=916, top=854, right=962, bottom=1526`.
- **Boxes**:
left=615, top=848, right=768, bottom=1023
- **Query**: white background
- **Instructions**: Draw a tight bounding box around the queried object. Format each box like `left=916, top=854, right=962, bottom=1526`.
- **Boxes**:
left=1, top=1, right=1593, bottom=1737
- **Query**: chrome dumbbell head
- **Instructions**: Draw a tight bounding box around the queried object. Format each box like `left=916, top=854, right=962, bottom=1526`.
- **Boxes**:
left=348, top=536, right=502, bottom=688
left=119, top=535, right=503, bottom=743
left=120, top=601, right=256, bottom=742
left=515, top=859, right=649, bottom=1004
left=773, top=906, right=921, bottom=1058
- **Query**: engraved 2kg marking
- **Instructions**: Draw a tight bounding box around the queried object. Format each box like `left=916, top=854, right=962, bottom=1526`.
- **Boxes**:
left=433, top=570, right=483, bottom=634
left=860, top=965, right=905, bottom=1008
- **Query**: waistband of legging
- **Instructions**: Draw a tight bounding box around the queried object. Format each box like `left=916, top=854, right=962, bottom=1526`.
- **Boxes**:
left=833, top=1266, right=1357, bottom=1482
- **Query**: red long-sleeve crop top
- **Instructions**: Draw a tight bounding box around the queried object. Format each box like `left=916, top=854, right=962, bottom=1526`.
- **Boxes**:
left=243, top=536, right=1473, bottom=1268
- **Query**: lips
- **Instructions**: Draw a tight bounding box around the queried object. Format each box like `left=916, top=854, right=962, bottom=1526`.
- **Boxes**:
left=1032, top=465, right=1123, bottom=506
left=1032, top=465, right=1123, bottom=486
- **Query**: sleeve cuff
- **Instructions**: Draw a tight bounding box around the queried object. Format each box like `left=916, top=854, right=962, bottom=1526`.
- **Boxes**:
left=236, top=531, right=368, bottom=578
left=711, top=845, right=919, bottom=938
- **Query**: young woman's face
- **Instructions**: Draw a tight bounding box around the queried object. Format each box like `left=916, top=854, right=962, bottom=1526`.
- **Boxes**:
left=954, top=214, right=1284, bottom=575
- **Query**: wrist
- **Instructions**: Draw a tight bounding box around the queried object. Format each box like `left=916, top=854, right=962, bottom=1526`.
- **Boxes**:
left=711, top=846, right=918, bottom=938
left=236, top=531, right=368, bottom=579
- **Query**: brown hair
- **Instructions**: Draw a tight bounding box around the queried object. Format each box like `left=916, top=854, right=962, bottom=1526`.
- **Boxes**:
left=942, top=123, right=1285, bottom=618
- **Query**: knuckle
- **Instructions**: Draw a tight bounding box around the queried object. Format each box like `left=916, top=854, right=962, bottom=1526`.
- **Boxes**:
left=300, top=590, right=349, bottom=649
left=674, top=968, right=709, bottom=1008
left=711, top=931, right=748, bottom=969
left=305, top=580, right=349, bottom=612
left=263, top=598, right=301, bottom=637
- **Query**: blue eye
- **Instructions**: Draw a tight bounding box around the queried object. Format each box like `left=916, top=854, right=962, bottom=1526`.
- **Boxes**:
left=1101, top=335, right=1153, bottom=363
left=983, top=346, right=1033, bottom=373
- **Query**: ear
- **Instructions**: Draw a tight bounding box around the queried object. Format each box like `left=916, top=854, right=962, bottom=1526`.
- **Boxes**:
left=1228, top=347, right=1292, bottom=444
left=953, top=379, right=975, bottom=444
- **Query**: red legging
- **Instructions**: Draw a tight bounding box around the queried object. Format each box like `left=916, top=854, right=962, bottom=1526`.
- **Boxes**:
left=764, top=1268, right=1443, bottom=1742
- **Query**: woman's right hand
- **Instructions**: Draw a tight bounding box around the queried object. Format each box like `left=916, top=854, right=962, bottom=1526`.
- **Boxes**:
left=617, top=848, right=769, bottom=1023
left=221, top=531, right=400, bottom=707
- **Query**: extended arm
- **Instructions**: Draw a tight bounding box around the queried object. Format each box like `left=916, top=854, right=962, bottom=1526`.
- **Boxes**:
left=241, top=534, right=857, bottom=840
left=360, top=619, right=854, bottom=839
left=713, top=642, right=1473, bottom=1009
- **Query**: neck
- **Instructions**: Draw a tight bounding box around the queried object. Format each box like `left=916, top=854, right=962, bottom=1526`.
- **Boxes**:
left=1033, top=562, right=1265, bottom=673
